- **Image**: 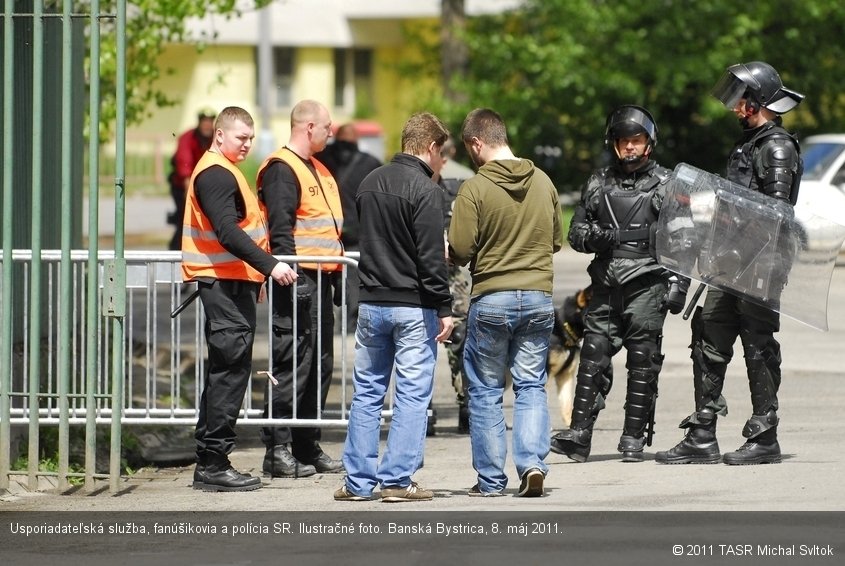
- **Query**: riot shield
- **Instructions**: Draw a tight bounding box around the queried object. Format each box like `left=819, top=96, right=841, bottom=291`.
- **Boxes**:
left=655, top=163, right=845, bottom=331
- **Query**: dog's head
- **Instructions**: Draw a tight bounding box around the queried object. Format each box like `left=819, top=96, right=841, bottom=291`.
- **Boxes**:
left=555, top=284, right=593, bottom=347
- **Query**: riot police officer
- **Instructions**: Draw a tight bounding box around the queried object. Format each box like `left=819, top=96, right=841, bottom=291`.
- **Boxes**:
left=656, top=62, right=804, bottom=465
left=551, top=105, right=685, bottom=463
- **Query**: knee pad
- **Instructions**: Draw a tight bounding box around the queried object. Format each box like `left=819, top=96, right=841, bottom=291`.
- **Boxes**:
left=626, top=340, right=662, bottom=372
left=581, top=333, right=610, bottom=364
left=580, top=334, right=612, bottom=388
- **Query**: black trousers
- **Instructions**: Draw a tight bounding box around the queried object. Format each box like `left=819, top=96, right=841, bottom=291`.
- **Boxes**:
left=693, top=288, right=781, bottom=416
left=194, top=279, right=260, bottom=465
left=168, top=182, right=185, bottom=251
left=262, top=269, right=335, bottom=459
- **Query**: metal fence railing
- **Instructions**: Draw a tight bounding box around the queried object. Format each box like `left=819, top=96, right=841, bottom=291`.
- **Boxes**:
left=1, top=1, right=128, bottom=493
left=0, top=250, right=358, bottom=491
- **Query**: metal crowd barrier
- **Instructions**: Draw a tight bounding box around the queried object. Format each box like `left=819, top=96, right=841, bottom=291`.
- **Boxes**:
left=1, top=250, right=357, bottom=425
left=0, top=249, right=359, bottom=489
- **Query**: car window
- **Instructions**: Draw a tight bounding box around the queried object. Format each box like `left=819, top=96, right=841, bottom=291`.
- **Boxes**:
left=801, top=142, right=845, bottom=181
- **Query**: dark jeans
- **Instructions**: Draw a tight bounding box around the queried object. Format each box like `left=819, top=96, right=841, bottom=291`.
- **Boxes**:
left=262, top=269, right=335, bottom=459
left=194, top=279, right=260, bottom=465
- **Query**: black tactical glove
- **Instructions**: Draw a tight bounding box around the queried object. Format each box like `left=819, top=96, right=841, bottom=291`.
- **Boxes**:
left=660, top=275, right=690, bottom=314
left=586, top=224, right=616, bottom=253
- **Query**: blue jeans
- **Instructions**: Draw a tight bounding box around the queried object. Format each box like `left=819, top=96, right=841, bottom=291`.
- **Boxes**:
left=465, top=290, right=554, bottom=493
left=342, top=303, right=439, bottom=497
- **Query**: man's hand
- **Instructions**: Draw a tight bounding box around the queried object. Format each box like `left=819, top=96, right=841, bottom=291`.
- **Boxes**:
left=258, top=283, right=267, bottom=303
left=270, top=262, right=298, bottom=286
left=436, top=315, right=454, bottom=343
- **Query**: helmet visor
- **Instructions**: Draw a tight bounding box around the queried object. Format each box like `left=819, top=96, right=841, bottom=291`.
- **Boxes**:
left=711, top=70, right=748, bottom=110
left=606, top=106, right=657, bottom=143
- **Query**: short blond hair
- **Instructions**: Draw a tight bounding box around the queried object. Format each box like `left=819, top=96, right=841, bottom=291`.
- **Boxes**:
left=401, top=112, right=449, bottom=155
left=215, top=106, right=254, bottom=131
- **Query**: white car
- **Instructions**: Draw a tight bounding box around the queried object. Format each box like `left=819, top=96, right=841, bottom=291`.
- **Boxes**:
left=797, top=134, right=845, bottom=224
left=795, top=135, right=845, bottom=252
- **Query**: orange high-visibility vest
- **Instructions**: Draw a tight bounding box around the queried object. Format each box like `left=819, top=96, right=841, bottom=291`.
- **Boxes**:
left=258, top=147, right=344, bottom=272
left=181, top=151, right=270, bottom=283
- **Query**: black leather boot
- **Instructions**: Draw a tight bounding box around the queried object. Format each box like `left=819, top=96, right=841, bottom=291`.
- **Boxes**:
left=655, top=410, right=721, bottom=464
left=263, top=445, right=317, bottom=478
left=618, top=435, right=646, bottom=462
left=296, top=443, right=344, bottom=473
left=550, top=427, right=592, bottom=462
left=192, top=453, right=207, bottom=488
left=620, top=356, right=660, bottom=464
left=722, top=437, right=781, bottom=465
left=550, top=335, right=611, bottom=463
left=723, top=412, right=781, bottom=465
left=195, top=455, right=262, bottom=492
left=194, top=458, right=252, bottom=484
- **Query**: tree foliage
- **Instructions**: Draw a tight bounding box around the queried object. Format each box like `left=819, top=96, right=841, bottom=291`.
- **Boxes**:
left=424, top=0, right=845, bottom=192
left=92, top=0, right=272, bottom=140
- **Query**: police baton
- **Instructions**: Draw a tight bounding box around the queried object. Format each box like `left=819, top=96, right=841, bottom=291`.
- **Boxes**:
left=682, top=282, right=707, bottom=320
left=170, top=289, right=200, bottom=319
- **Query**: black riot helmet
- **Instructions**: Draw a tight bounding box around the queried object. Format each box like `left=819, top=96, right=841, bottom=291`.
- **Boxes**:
left=604, top=105, right=657, bottom=166
left=711, top=61, right=804, bottom=114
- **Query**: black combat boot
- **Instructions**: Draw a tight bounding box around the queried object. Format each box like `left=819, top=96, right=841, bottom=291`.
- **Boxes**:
left=549, top=342, right=610, bottom=463
left=195, top=454, right=262, bottom=492
left=723, top=411, right=781, bottom=465
left=295, top=442, right=345, bottom=473
left=550, top=427, right=592, bottom=462
left=618, top=435, right=646, bottom=462
left=655, top=410, right=721, bottom=464
left=194, top=454, right=252, bottom=484
left=619, top=358, right=660, bottom=463
left=192, top=453, right=207, bottom=488
left=263, top=445, right=317, bottom=478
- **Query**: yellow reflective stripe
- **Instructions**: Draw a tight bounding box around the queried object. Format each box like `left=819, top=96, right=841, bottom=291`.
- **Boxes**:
left=242, top=226, right=267, bottom=239
left=182, top=249, right=241, bottom=265
left=296, top=237, right=344, bottom=250
left=296, top=217, right=339, bottom=230
left=182, top=226, right=216, bottom=240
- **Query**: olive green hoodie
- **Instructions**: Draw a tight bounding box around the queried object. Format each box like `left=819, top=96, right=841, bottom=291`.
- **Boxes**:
left=448, top=158, right=563, bottom=296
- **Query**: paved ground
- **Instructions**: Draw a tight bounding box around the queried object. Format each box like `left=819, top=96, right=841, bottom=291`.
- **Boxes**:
left=3, top=208, right=844, bottom=564
left=2, top=246, right=844, bottom=512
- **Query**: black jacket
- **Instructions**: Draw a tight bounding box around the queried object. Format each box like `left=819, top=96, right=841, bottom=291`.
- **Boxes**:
left=356, top=153, right=452, bottom=317
left=315, top=141, right=382, bottom=248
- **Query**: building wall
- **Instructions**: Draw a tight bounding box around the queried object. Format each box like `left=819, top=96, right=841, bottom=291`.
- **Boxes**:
left=125, top=15, right=450, bottom=179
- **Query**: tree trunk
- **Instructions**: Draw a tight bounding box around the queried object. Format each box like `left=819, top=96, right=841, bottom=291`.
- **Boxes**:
left=441, top=0, right=468, bottom=104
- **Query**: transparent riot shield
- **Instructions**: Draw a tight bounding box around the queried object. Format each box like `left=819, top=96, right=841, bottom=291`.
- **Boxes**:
left=655, top=163, right=845, bottom=331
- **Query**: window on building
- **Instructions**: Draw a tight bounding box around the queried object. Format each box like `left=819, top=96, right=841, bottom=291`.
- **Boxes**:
left=273, top=46, right=295, bottom=109
left=333, top=48, right=374, bottom=115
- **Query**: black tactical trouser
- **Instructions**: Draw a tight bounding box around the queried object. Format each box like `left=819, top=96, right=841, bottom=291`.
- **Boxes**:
left=572, top=274, right=667, bottom=436
left=691, top=288, right=781, bottom=418
left=261, top=269, right=335, bottom=460
left=195, top=279, right=260, bottom=466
